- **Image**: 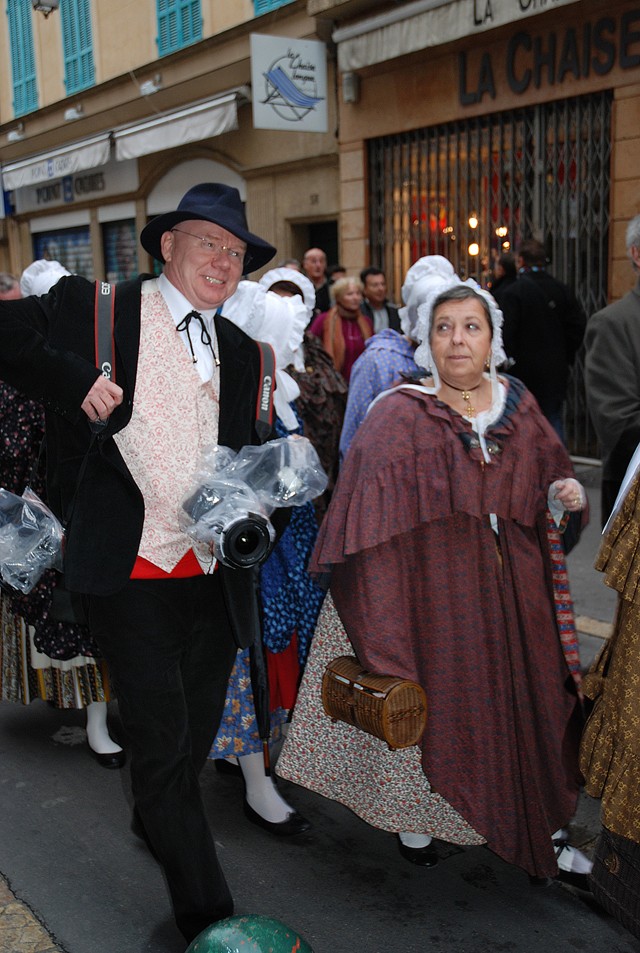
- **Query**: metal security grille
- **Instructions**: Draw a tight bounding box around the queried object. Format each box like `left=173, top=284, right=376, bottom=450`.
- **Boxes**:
left=368, top=91, right=612, bottom=456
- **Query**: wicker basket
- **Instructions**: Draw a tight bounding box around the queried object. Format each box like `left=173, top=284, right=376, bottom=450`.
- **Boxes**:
left=590, top=826, right=640, bottom=939
left=321, top=655, right=427, bottom=749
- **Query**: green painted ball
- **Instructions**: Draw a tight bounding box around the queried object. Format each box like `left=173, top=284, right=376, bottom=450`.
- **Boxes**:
left=186, top=915, right=314, bottom=953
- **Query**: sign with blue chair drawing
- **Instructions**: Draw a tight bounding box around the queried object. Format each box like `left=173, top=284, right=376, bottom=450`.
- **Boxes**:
left=250, top=34, right=328, bottom=133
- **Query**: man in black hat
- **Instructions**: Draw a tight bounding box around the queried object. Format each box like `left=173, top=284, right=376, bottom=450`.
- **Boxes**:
left=0, top=183, right=277, bottom=945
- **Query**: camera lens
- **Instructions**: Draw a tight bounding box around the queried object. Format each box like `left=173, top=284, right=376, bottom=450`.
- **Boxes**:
left=220, top=515, right=275, bottom=569
left=235, top=528, right=261, bottom=555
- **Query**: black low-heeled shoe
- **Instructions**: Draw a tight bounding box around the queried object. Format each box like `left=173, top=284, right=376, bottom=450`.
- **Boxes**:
left=243, top=799, right=312, bottom=836
left=89, top=746, right=126, bottom=769
left=397, top=837, right=439, bottom=868
left=214, top=758, right=243, bottom=778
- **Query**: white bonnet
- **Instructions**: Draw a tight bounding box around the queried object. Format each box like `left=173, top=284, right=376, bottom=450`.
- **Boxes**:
left=259, top=267, right=315, bottom=322
left=222, top=279, right=308, bottom=431
left=20, top=259, right=71, bottom=297
left=399, top=256, right=457, bottom=339
left=413, top=276, right=507, bottom=379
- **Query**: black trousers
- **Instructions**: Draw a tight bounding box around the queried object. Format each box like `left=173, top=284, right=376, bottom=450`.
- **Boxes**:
left=89, top=573, right=238, bottom=943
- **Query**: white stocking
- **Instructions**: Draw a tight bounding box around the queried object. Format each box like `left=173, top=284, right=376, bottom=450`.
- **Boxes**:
left=85, top=701, right=122, bottom=755
left=239, top=750, right=296, bottom=823
left=398, top=832, right=433, bottom=848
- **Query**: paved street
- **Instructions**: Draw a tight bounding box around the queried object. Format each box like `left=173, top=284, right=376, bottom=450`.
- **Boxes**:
left=0, top=464, right=638, bottom=953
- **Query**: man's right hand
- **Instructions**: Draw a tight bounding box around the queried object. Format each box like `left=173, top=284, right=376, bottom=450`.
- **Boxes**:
left=81, top=376, right=123, bottom=424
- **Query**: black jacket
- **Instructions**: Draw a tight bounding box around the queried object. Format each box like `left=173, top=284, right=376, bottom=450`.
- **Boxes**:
left=498, top=270, right=586, bottom=405
left=0, top=275, right=276, bottom=645
left=360, top=299, right=401, bottom=333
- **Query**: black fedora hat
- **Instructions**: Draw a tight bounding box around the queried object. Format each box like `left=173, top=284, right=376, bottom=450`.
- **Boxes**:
left=140, top=183, right=276, bottom=272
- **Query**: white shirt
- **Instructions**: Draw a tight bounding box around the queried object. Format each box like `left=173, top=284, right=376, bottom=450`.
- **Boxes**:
left=158, top=273, right=219, bottom=383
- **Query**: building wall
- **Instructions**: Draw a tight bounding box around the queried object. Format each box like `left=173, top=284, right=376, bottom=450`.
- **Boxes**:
left=0, top=1, right=339, bottom=277
left=337, top=0, right=640, bottom=300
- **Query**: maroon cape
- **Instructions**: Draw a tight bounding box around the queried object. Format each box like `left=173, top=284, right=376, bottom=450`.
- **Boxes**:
left=311, top=376, right=584, bottom=877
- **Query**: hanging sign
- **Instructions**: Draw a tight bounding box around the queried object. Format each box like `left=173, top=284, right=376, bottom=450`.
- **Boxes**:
left=250, top=34, right=328, bottom=133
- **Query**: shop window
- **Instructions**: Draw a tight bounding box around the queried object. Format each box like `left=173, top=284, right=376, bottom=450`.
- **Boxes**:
left=367, top=91, right=612, bottom=458
left=32, top=227, right=93, bottom=281
left=156, top=0, right=202, bottom=56
left=61, top=0, right=95, bottom=94
left=254, top=0, right=295, bottom=12
left=103, top=220, right=138, bottom=282
left=7, top=1, right=38, bottom=116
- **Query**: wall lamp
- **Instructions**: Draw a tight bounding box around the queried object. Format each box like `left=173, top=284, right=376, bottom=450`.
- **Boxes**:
left=64, top=104, right=84, bottom=122
left=139, top=74, right=163, bottom=97
left=342, top=71, right=360, bottom=104
left=32, top=0, right=59, bottom=16
left=7, top=123, right=25, bottom=143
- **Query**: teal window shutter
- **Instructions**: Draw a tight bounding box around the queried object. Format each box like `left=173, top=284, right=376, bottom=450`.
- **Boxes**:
left=254, top=0, right=294, bottom=13
left=7, top=0, right=38, bottom=115
left=156, top=0, right=202, bottom=56
left=62, top=0, right=95, bottom=95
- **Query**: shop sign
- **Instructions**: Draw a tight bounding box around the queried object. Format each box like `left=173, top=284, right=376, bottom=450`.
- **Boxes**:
left=459, top=8, right=640, bottom=103
left=34, top=172, right=106, bottom=207
left=250, top=34, right=328, bottom=133
left=14, top=158, right=137, bottom=215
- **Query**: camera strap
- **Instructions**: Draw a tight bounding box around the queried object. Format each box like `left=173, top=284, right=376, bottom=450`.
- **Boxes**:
left=94, top=280, right=116, bottom=383
left=254, top=340, right=276, bottom=442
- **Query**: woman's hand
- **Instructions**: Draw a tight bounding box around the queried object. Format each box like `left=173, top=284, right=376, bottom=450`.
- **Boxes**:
left=551, top=478, right=586, bottom=513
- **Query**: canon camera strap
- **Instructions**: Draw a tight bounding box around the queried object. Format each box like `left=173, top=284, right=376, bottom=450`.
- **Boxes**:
left=254, top=340, right=275, bottom=442
left=94, top=280, right=116, bottom=383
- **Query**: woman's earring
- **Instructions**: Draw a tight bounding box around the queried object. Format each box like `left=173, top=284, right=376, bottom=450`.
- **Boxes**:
left=485, top=356, right=491, bottom=370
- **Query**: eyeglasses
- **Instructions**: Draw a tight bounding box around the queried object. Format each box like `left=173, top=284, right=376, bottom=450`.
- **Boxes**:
left=171, top=228, right=249, bottom=266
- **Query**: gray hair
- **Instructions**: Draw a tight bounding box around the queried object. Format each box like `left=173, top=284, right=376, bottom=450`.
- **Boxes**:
left=626, top=214, right=640, bottom=270
left=0, top=272, right=19, bottom=294
left=428, top=284, right=493, bottom=341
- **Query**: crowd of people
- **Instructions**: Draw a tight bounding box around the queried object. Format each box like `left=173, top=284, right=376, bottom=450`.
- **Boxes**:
left=0, top=188, right=639, bottom=949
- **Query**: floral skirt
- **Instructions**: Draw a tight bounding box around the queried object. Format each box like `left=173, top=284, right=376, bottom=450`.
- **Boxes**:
left=276, top=593, right=483, bottom=843
left=1, top=589, right=111, bottom=709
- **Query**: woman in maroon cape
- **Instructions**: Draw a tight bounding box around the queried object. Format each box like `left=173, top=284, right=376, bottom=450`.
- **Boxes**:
left=278, top=281, right=591, bottom=885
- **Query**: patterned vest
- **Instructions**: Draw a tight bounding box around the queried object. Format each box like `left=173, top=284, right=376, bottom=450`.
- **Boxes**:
left=113, top=280, right=220, bottom=572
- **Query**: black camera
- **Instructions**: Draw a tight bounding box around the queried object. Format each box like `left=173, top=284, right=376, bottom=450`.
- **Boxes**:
left=181, top=477, right=275, bottom=569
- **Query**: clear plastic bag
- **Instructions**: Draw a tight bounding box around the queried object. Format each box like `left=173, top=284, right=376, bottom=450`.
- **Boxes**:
left=0, top=486, right=65, bottom=593
left=180, top=437, right=328, bottom=569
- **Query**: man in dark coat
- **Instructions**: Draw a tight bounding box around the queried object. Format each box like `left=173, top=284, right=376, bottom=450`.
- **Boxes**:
left=584, top=213, right=640, bottom=525
left=0, top=183, right=277, bottom=945
left=359, top=267, right=401, bottom=332
left=498, top=239, right=586, bottom=442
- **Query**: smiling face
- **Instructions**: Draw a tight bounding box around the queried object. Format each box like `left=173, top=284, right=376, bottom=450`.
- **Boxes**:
left=160, top=220, right=246, bottom=310
left=335, top=281, right=363, bottom=313
left=429, top=296, right=492, bottom=388
left=364, top=273, right=387, bottom=307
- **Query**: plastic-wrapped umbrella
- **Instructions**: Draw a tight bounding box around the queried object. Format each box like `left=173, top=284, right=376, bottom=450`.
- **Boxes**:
left=247, top=568, right=272, bottom=774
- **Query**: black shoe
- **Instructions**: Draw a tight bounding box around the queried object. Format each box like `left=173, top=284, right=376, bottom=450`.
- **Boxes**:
left=397, top=837, right=439, bottom=867
left=529, top=875, right=553, bottom=887
left=243, top=799, right=311, bottom=836
left=553, top=836, right=592, bottom=892
left=89, top=746, right=126, bottom=769
left=214, top=758, right=243, bottom=778
left=555, top=868, right=591, bottom=891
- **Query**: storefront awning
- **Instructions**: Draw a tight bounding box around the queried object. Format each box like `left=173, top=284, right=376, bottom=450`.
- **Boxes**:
left=1, top=133, right=112, bottom=191
left=113, top=91, right=244, bottom=162
left=333, top=0, right=580, bottom=72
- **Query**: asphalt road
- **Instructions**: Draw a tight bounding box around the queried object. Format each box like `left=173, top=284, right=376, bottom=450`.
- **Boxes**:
left=0, top=465, right=637, bottom=953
